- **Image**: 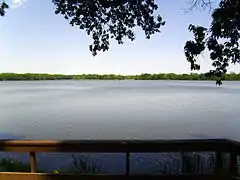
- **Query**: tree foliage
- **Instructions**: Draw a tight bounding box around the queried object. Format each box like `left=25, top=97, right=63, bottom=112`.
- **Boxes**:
left=184, top=0, right=240, bottom=85
left=0, top=0, right=8, bottom=16
left=52, top=0, right=165, bottom=56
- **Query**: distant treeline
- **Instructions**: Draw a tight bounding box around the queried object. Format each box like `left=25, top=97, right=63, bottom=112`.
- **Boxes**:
left=0, top=73, right=240, bottom=81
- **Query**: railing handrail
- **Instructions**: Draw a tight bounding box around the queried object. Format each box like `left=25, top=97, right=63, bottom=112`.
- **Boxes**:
left=0, top=138, right=238, bottom=152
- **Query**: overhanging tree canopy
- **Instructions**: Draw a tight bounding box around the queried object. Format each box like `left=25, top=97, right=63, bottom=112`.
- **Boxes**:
left=0, top=0, right=8, bottom=16
left=1, top=0, right=239, bottom=85
left=52, top=0, right=165, bottom=56
left=184, top=0, right=240, bottom=85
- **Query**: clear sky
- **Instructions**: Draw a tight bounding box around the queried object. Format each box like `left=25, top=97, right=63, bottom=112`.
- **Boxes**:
left=0, top=0, right=239, bottom=75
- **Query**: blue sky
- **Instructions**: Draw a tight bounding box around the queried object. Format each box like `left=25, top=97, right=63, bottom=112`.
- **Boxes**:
left=0, top=0, right=239, bottom=75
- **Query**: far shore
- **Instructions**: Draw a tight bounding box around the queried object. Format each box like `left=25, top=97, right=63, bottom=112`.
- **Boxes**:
left=0, top=72, right=240, bottom=81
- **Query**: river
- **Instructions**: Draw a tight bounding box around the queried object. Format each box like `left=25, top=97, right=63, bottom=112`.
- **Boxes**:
left=0, top=80, right=239, bottom=173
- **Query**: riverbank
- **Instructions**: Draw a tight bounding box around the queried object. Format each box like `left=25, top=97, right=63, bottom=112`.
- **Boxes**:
left=0, top=73, right=240, bottom=81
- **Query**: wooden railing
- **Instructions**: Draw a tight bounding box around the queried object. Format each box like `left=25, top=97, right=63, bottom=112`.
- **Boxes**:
left=0, top=138, right=239, bottom=180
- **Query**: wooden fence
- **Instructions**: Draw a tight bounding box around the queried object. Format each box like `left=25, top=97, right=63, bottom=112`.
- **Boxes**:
left=0, top=138, right=239, bottom=180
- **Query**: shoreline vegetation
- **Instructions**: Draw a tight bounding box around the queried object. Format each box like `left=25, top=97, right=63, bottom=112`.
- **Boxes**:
left=0, top=73, right=240, bottom=81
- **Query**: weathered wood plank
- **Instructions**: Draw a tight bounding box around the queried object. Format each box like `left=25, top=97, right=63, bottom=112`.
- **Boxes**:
left=0, top=173, right=235, bottom=180
left=30, top=152, right=37, bottom=173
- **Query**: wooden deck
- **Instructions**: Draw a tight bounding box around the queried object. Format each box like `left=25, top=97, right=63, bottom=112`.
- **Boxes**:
left=0, top=138, right=239, bottom=179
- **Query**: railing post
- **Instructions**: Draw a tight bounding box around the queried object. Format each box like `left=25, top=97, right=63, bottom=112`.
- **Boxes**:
left=229, top=152, right=238, bottom=176
left=215, top=151, right=223, bottom=174
left=30, top=152, right=37, bottom=173
left=126, top=151, right=130, bottom=176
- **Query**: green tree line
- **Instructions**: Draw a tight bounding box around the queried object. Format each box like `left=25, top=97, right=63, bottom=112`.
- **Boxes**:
left=0, top=72, right=240, bottom=81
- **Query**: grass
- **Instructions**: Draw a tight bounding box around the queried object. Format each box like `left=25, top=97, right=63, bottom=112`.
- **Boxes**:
left=63, top=154, right=101, bottom=174
left=0, top=158, right=30, bottom=172
left=0, top=158, right=45, bottom=172
left=0, top=152, right=235, bottom=175
left=0, top=155, right=100, bottom=174
left=0, top=155, right=101, bottom=174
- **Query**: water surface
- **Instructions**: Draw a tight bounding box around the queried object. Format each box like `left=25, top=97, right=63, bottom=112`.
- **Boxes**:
left=0, top=80, right=239, bottom=141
